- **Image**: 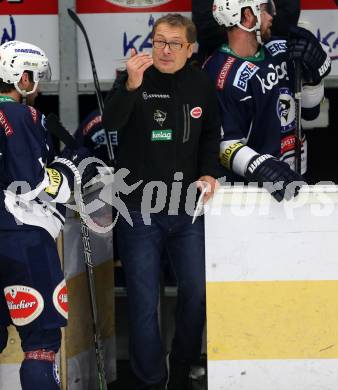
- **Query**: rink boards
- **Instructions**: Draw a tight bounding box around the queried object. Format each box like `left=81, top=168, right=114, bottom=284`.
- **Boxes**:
left=205, top=186, right=338, bottom=390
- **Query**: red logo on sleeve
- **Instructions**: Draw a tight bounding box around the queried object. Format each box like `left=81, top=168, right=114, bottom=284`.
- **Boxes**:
left=0, top=110, right=14, bottom=136
left=216, top=57, right=236, bottom=90
left=83, top=115, right=102, bottom=135
left=5, top=285, right=44, bottom=326
left=53, top=280, right=68, bottom=319
left=28, top=106, right=38, bottom=124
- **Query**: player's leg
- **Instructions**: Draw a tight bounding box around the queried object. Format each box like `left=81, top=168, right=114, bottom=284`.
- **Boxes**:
left=0, top=234, right=13, bottom=354
left=0, top=229, right=67, bottom=390
left=0, top=295, right=10, bottom=353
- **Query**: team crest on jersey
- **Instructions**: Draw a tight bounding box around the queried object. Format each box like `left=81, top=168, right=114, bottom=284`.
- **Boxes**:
left=4, top=285, right=44, bottom=326
left=28, top=106, right=38, bottom=124
left=217, top=57, right=236, bottom=90
left=277, top=88, right=296, bottom=133
left=233, top=61, right=259, bottom=92
left=0, top=110, right=14, bottom=136
left=53, top=280, right=68, bottom=319
left=154, top=110, right=167, bottom=126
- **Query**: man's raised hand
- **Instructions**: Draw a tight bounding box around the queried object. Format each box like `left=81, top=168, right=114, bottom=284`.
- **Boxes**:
left=126, top=48, right=153, bottom=91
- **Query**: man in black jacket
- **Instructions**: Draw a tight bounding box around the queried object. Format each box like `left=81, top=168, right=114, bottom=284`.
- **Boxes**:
left=103, top=13, right=220, bottom=390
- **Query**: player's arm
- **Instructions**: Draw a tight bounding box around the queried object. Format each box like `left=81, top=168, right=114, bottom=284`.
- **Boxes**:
left=219, top=95, right=303, bottom=202
left=288, top=26, right=331, bottom=121
left=5, top=110, right=73, bottom=204
left=220, top=140, right=303, bottom=201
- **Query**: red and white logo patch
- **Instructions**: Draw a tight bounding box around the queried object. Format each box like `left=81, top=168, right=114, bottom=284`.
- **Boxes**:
left=53, top=280, right=68, bottom=319
left=83, top=115, right=101, bottom=136
left=0, top=110, right=14, bottom=136
left=281, top=135, right=296, bottom=154
left=4, top=285, right=44, bottom=326
left=190, top=106, right=202, bottom=119
left=216, top=57, right=236, bottom=90
left=28, top=106, right=38, bottom=124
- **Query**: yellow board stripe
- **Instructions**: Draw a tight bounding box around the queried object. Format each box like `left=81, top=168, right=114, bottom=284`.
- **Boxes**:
left=207, top=280, right=338, bottom=360
left=0, top=325, right=23, bottom=364
left=65, top=259, right=115, bottom=358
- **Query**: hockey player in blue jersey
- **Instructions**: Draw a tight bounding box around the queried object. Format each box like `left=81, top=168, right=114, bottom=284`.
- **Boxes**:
left=72, top=108, right=118, bottom=165
left=204, top=0, right=331, bottom=201
left=0, top=41, right=96, bottom=389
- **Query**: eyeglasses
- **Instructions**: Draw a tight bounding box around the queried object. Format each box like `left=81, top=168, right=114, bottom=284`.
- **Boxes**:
left=152, top=40, right=190, bottom=51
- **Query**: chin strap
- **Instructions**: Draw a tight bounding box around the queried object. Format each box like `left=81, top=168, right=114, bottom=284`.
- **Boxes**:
left=237, top=9, right=263, bottom=45
left=14, top=81, right=39, bottom=98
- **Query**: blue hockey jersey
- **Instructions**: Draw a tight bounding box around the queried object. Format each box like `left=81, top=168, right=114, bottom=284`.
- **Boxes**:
left=204, top=38, right=320, bottom=177
left=0, top=97, right=72, bottom=238
left=72, top=109, right=117, bottom=165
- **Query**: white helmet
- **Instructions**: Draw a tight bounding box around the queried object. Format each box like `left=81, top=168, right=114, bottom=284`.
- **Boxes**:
left=0, top=40, right=51, bottom=96
left=213, top=0, right=276, bottom=43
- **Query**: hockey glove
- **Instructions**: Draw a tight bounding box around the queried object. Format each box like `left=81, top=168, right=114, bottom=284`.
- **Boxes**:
left=51, top=146, right=98, bottom=190
left=288, top=26, right=331, bottom=84
left=245, top=154, right=304, bottom=202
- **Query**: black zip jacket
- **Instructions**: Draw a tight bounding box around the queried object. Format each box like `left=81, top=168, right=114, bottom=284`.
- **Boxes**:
left=102, top=64, right=221, bottom=213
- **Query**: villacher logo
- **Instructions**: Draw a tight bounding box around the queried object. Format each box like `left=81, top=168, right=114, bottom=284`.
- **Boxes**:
left=5, top=285, right=44, bottom=326
left=53, top=280, right=68, bottom=319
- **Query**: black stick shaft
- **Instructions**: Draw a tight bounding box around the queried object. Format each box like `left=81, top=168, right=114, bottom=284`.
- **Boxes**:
left=67, top=8, right=114, bottom=166
left=294, top=60, right=302, bottom=175
left=46, top=114, right=108, bottom=390
left=46, top=113, right=79, bottom=149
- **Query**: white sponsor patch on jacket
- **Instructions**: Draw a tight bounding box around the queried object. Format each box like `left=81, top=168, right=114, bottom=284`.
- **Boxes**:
left=5, top=285, right=44, bottom=326
left=233, top=61, right=259, bottom=92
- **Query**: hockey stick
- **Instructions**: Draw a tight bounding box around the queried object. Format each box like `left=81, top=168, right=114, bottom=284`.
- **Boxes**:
left=294, top=60, right=302, bottom=175
left=46, top=113, right=108, bottom=390
left=67, top=8, right=115, bottom=166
